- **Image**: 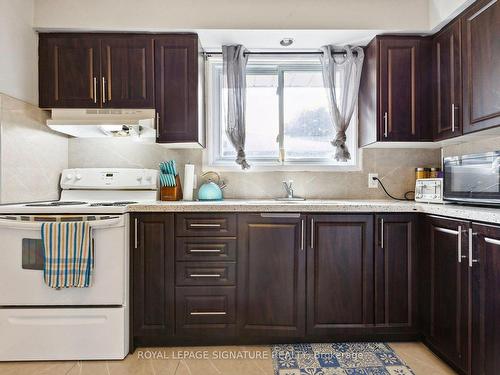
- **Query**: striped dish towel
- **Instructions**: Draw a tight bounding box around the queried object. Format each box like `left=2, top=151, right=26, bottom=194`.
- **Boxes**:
left=41, top=222, right=94, bottom=288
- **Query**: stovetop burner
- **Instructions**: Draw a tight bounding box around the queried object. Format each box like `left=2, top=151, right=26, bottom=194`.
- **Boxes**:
left=25, top=201, right=88, bottom=207
left=89, top=201, right=138, bottom=207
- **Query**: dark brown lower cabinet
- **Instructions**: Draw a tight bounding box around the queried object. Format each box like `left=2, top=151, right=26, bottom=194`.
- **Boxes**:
left=423, top=215, right=470, bottom=374
left=237, top=213, right=306, bottom=338
left=131, top=213, right=175, bottom=340
left=175, top=286, right=236, bottom=337
left=307, top=215, right=374, bottom=336
left=471, top=223, right=500, bottom=375
left=375, top=214, right=417, bottom=330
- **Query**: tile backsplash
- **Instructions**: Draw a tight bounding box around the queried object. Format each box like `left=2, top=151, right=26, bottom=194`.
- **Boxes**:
left=69, top=138, right=441, bottom=199
left=0, top=93, right=68, bottom=203
left=441, top=136, right=500, bottom=158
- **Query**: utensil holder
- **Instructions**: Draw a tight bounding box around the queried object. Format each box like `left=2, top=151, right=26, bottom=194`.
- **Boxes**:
left=160, top=175, right=183, bottom=201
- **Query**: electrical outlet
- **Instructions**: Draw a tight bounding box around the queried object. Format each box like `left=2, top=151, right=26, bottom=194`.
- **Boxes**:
left=368, top=173, right=379, bottom=188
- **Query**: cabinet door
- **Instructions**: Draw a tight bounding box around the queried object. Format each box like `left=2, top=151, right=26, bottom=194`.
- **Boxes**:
left=379, top=38, right=421, bottom=141
left=426, top=216, right=469, bottom=373
left=154, top=35, right=201, bottom=144
left=461, top=0, right=500, bottom=134
left=132, top=213, right=174, bottom=338
left=307, top=215, right=374, bottom=336
left=375, top=214, right=416, bottom=328
left=433, top=19, right=462, bottom=140
left=238, top=213, right=306, bottom=338
left=471, top=223, right=500, bottom=375
left=39, top=35, right=100, bottom=108
left=101, top=36, right=154, bottom=108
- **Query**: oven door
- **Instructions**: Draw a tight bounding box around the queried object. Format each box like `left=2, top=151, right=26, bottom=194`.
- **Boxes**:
left=0, top=215, right=127, bottom=306
left=444, top=151, right=500, bottom=205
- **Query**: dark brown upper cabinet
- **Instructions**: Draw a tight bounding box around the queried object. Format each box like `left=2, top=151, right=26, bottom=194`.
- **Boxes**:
left=39, top=34, right=154, bottom=109
left=461, top=0, right=500, bottom=134
left=39, top=35, right=101, bottom=108
left=424, top=216, right=470, bottom=374
left=237, top=213, right=306, bottom=338
left=154, top=34, right=205, bottom=147
left=432, top=19, right=462, bottom=141
left=374, top=214, right=417, bottom=331
left=100, top=36, right=154, bottom=108
left=471, top=223, right=500, bottom=375
left=306, top=214, right=374, bottom=336
left=359, top=36, right=432, bottom=147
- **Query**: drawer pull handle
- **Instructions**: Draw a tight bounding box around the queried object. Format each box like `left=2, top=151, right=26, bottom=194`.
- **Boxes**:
left=189, top=274, right=222, bottom=278
left=190, top=311, right=227, bottom=316
left=189, top=223, right=221, bottom=228
left=189, top=249, right=222, bottom=253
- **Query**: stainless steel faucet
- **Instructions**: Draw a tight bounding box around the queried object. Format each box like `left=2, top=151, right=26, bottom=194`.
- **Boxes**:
left=282, top=180, right=294, bottom=199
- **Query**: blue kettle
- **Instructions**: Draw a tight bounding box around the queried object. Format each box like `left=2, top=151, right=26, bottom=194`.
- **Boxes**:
left=197, top=172, right=226, bottom=201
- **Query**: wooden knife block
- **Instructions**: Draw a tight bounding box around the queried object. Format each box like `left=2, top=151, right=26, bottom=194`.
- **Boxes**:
left=160, top=175, right=183, bottom=201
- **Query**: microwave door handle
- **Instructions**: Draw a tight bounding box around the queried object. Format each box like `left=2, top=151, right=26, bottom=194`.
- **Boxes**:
left=0, top=217, right=123, bottom=230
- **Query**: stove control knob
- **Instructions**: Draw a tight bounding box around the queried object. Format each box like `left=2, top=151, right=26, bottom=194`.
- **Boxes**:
left=75, top=174, right=82, bottom=181
left=137, top=176, right=143, bottom=182
left=65, top=174, right=73, bottom=180
left=146, top=175, right=153, bottom=181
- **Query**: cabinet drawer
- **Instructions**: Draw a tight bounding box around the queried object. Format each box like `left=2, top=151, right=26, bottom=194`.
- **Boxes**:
left=176, top=214, right=237, bottom=237
left=176, top=237, right=236, bottom=261
left=175, top=286, right=236, bottom=336
left=176, top=262, right=236, bottom=286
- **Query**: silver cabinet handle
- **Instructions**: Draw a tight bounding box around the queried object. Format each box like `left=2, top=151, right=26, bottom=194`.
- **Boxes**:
left=102, top=77, right=106, bottom=104
left=310, top=218, right=314, bottom=249
left=301, top=219, right=305, bottom=251
left=380, top=218, right=384, bottom=249
left=93, top=77, right=97, bottom=103
left=189, top=274, right=221, bottom=278
left=457, top=225, right=462, bottom=263
left=190, top=311, right=226, bottom=316
left=189, top=223, right=221, bottom=228
left=134, top=218, right=138, bottom=249
left=485, top=237, right=500, bottom=246
left=468, top=228, right=479, bottom=267
left=189, top=249, right=222, bottom=253
left=156, top=112, right=160, bottom=138
left=383, top=112, right=388, bottom=138
left=260, top=213, right=301, bottom=218
left=451, top=104, right=455, bottom=132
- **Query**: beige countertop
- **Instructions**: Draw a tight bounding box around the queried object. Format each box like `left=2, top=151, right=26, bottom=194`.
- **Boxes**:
left=127, top=199, right=500, bottom=225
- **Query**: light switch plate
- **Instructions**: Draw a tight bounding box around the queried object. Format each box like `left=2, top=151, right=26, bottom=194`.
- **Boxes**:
left=368, top=173, right=379, bottom=188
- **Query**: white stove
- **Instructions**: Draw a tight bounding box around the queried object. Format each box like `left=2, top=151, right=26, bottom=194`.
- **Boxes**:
left=0, top=168, right=158, bottom=215
left=0, top=168, right=157, bottom=361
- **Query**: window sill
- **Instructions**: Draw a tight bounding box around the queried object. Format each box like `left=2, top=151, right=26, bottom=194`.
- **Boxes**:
left=202, top=161, right=361, bottom=173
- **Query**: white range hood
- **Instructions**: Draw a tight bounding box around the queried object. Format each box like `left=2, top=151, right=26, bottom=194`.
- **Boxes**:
left=47, top=108, right=156, bottom=139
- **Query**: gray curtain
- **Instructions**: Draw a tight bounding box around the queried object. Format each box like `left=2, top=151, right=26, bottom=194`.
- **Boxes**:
left=320, top=45, right=364, bottom=162
left=222, top=45, right=250, bottom=169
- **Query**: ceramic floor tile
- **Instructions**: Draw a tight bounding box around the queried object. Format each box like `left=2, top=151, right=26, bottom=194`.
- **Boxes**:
left=0, top=343, right=456, bottom=375
left=390, top=342, right=458, bottom=375
left=0, top=361, right=76, bottom=375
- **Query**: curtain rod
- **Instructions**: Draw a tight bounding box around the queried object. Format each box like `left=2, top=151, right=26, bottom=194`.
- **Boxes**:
left=204, top=50, right=358, bottom=57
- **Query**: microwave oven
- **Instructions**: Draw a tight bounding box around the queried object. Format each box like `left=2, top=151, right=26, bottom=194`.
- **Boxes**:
left=443, top=151, right=500, bottom=206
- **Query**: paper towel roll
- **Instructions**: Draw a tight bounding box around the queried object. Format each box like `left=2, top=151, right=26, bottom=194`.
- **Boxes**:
left=183, top=164, right=195, bottom=201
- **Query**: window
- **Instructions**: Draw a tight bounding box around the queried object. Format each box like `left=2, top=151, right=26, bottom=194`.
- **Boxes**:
left=207, top=56, right=358, bottom=170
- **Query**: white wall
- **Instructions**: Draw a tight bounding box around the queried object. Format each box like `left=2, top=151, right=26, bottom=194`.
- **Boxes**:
left=34, top=0, right=430, bottom=31
left=428, top=0, right=475, bottom=31
left=0, top=0, right=38, bottom=105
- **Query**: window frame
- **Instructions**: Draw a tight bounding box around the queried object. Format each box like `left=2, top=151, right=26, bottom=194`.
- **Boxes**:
left=204, top=57, right=361, bottom=172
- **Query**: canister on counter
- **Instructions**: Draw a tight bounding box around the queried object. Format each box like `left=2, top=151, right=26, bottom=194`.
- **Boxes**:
left=429, top=167, right=442, bottom=178
left=415, top=167, right=430, bottom=179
